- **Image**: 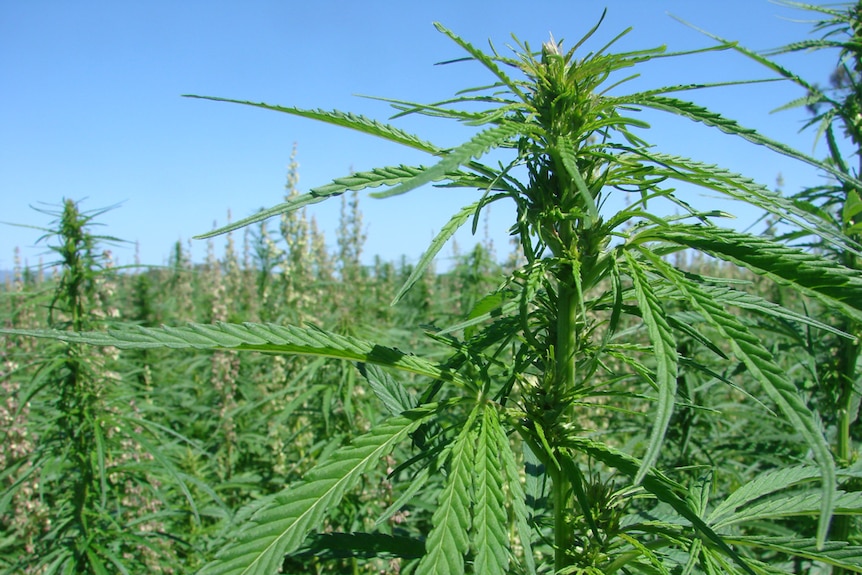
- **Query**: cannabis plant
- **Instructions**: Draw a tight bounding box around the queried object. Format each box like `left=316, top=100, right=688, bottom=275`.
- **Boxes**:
left=689, top=1, right=862, bottom=570
left=9, top=13, right=862, bottom=575
left=0, top=200, right=196, bottom=573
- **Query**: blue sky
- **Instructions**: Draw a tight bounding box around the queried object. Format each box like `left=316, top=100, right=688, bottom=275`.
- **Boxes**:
left=0, top=1, right=846, bottom=271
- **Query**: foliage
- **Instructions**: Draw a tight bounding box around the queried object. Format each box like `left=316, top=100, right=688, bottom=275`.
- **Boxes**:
left=4, top=5, right=862, bottom=575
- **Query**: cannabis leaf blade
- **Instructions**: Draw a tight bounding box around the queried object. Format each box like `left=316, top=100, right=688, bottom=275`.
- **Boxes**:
left=196, top=165, right=427, bottom=239
left=199, top=409, right=435, bottom=575
left=416, top=406, right=479, bottom=575
left=472, top=407, right=510, bottom=575
left=183, top=96, right=443, bottom=153
left=626, top=250, right=678, bottom=483
left=645, top=251, right=836, bottom=547
left=1, top=322, right=468, bottom=387
left=392, top=202, right=480, bottom=305
left=643, top=224, right=862, bottom=322
left=371, top=121, right=525, bottom=199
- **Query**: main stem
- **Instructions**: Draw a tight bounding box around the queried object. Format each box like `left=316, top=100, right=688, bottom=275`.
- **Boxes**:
left=833, top=245, right=860, bottom=575
left=553, top=276, right=579, bottom=571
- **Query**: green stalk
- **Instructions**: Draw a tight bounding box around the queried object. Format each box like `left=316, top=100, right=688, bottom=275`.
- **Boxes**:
left=832, top=267, right=860, bottom=573
left=553, top=276, right=580, bottom=571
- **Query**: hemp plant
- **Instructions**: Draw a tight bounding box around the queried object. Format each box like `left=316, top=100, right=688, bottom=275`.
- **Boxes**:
left=693, top=1, right=862, bottom=569
left=10, top=13, right=862, bottom=575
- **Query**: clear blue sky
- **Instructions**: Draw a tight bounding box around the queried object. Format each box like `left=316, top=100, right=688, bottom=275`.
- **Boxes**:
left=0, top=1, right=845, bottom=271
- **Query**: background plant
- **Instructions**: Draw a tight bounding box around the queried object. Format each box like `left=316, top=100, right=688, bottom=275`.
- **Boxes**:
left=695, top=2, right=862, bottom=571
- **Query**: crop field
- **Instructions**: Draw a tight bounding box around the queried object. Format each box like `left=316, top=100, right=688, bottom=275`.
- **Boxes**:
left=3, top=3, right=862, bottom=574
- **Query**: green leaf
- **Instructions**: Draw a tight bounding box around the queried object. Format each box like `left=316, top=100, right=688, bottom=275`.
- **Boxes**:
left=626, top=151, right=860, bottom=256
left=370, top=121, right=526, bottom=199
left=2, top=322, right=468, bottom=388
left=356, top=363, right=415, bottom=416
left=844, top=189, right=862, bottom=226
left=432, top=22, right=527, bottom=102
left=198, top=408, right=436, bottom=575
left=195, top=165, right=427, bottom=239
left=644, top=252, right=836, bottom=547
left=693, top=282, right=853, bottom=341
left=183, top=96, right=443, bottom=153
left=415, top=406, right=479, bottom=575
left=707, top=466, right=821, bottom=527
left=558, top=137, right=600, bottom=227
left=641, top=224, right=862, bottom=323
left=625, top=250, right=678, bottom=484
left=564, top=436, right=756, bottom=575
left=725, top=536, right=862, bottom=572
left=711, top=490, right=862, bottom=530
left=632, top=94, right=862, bottom=191
left=392, top=202, right=479, bottom=305
left=472, top=407, right=509, bottom=575
left=503, top=430, right=538, bottom=575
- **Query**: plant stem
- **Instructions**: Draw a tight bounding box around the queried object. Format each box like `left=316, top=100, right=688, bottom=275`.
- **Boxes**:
left=553, top=276, right=580, bottom=570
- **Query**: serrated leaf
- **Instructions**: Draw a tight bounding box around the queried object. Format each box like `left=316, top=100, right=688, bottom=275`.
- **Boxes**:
left=564, top=436, right=756, bottom=575
left=356, top=363, right=415, bottom=416
left=625, top=250, right=678, bottom=484
left=392, top=202, right=479, bottom=305
left=504, top=432, right=538, bottom=575
left=558, top=137, right=600, bottom=227
left=371, top=121, right=526, bottom=199
left=432, top=22, right=527, bottom=102
left=196, top=165, right=428, bottom=239
left=415, top=406, right=479, bottom=575
left=725, top=536, right=862, bottom=572
left=694, top=282, right=853, bottom=340
left=711, top=489, right=862, bottom=530
left=642, top=224, right=862, bottom=323
left=707, top=466, right=821, bottom=527
left=472, top=407, right=509, bottom=575
left=198, top=408, right=435, bottom=575
left=626, top=150, right=861, bottom=256
left=644, top=252, right=836, bottom=547
left=184, top=96, right=443, bottom=154
left=2, top=322, right=468, bottom=388
left=632, top=94, right=862, bottom=191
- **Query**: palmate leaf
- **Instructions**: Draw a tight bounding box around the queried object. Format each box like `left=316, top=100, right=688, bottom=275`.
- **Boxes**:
left=644, top=252, right=836, bottom=547
left=370, top=121, right=527, bottom=199
left=711, top=490, right=862, bottom=530
left=198, top=408, right=436, bottom=575
left=725, top=536, right=862, bottom=573
left=472, top=406, right=509, bottom=575
left=644, top=224, right=862, bottom=323
left=416, top=405, right=479, bottom=575
left=707, top=466, right=821, bottom=527
left=563, top=436, right=756, bottom=575
left=632, top=94, right=862, bottom=192
left=624, top=250, right=678, bottom=484
left=1, top=322, right=468, bottom=388
left=195, top=165, right=428, bottom=239
left=626, top=150, right=860, bottom=256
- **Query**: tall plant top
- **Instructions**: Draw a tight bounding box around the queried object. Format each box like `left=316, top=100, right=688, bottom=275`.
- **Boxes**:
left=7, top=7, right=862, bottom=575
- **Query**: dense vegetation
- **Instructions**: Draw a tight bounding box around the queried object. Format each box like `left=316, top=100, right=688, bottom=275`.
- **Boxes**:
left=4, top=3, right=862, bottom=574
